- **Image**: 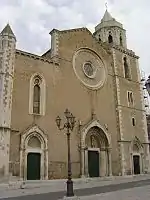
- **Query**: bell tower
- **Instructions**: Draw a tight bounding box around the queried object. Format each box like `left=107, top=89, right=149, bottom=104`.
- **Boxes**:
left=94, top=9, right=127, bottom=48
left=0, top=24, right=16, bottom=176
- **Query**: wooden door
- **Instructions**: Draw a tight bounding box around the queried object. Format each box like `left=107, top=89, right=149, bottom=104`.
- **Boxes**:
left=27, top=153, right=41, bottom=180
left=88, top=150, right=99, bottom=177
left=133, top=155, right=140, bottom=175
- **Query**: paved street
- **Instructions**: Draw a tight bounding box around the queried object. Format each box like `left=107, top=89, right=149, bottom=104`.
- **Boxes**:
left=1, top=178, right=150, bottom=200
left=80, top=185, right=150, bottom=200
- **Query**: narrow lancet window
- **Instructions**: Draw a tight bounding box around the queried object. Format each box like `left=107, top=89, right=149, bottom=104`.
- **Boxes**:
left=124, top=57, right=130, bottom=79
left=33, top=77, right=41, bottom=114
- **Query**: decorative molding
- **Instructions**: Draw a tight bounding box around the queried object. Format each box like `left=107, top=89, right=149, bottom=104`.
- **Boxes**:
left=50, top=27, right=92, bottom=35
left=20, top=124, right=48, bottom=180
left=16, top=49, right=59, bottom=66
left=132, top=136, right=144, bottom=149
left=72, top=47, right=107, bottom=90
left=112, top=45, right=139, bottom=59
left=20, top=123, right=48, bottom=138
left=80, top=119, right=112, bottom=177
left=118, top=140, right=131, bottom=143
left=81, top=119, right=111, bottom=147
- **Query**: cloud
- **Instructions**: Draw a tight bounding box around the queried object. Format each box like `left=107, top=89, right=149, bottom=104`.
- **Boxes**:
left=0, top=0, right=149, bottom=78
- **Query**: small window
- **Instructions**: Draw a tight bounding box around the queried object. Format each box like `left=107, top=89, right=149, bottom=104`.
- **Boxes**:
left=120, top=34, right=123, bottom=46
left=132, top=117, right=136, bottom=126
left=108, top=32, right=113, bottom=43
left=127, top=91, right=134, bottom=105
left=98, top=35, right=101, bottom=41
left=123, top=57, right=130, bottom=79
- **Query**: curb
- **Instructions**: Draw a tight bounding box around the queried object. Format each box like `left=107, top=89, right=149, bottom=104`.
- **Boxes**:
left=0, top=174, right=150, bottom=191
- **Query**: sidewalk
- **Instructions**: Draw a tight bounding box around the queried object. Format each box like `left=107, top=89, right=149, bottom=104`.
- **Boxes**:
left=7, top=173, right=150, bottom=190
left=0, top=174, right=150, bottom=199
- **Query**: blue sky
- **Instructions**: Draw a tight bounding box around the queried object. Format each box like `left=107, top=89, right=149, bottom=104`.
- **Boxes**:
left=0, top=0, right=149, bottom=78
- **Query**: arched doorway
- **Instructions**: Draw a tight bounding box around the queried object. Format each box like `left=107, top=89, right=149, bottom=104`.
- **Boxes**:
left=131, top=138, right=143, bottom=175
left=80, top=121, right=112, bottom=178
left=132, top=143, right=141, bottom=175
left=85, top=133, right=100, bottom=177
left=27, top=136, right=41, bottom=180
left=20, top=125, right=48, bottom=180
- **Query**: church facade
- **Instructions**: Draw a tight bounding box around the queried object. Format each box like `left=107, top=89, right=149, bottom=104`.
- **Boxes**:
left=0, top=10, right=150, bottom=180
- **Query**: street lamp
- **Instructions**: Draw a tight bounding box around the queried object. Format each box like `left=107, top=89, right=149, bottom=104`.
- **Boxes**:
left=145, top=76, right=150, bottom=96
left=56, top=109, right=76, bottom=197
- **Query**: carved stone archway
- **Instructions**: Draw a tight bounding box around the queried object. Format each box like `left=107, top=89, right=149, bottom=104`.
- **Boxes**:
left=80, top=120, right=112, bottom=178
left=20, top=124, right=48, bottom=180
left=130, top=137, right=144, bottom=175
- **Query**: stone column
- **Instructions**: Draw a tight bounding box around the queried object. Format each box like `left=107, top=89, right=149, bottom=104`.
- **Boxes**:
left=141, top=153, right=144, bottom=174
left=84, top=148, right=89, bottom=177
left=100, top=150, right=105, bottom=176
left=144, top=144, right=150, bottom=173
left=24, top=151, right=27, bottom=180
left=107, top=148, right=112, bottom=176
left=80, top=146, right=85, bottom=178
left=120, top=143, right=126, bottom=176
left=41, top=152, right=44, bottom=180
left=19, top=148, right=23, bottom=179
left=45, top=149, right=49, bottom=179
left=130, top=153, right=133, bottom=175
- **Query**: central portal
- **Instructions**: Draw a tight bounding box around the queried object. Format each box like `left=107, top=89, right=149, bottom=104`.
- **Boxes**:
left=27, top=153, right=41, bottom=180
left=88, top=150, right=99, bottom=177
left=84, top=126, right=110, bottom=177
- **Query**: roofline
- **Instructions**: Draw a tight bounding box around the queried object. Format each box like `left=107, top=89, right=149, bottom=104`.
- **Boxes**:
left=15, top=49, right=59, bottom=65
left=42, top=49, right=51, bottom=57
left=49, top=27, right=93, bottom=36
left=112, top=45, right=139, bottom=59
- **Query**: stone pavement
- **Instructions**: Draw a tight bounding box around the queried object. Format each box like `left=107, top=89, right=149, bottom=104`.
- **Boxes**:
left=79, top=184, right=150, bottom=200
left=0, top=174, right=150, bottom=199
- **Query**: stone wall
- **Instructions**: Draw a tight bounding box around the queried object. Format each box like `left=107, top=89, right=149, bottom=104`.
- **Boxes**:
left=48, top=161, right=80, bottom=179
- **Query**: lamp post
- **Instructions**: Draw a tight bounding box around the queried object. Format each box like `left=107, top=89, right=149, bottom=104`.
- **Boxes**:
left=56, top=109, right=76, bottom=197
left=145, top=76, right=150, bottom=96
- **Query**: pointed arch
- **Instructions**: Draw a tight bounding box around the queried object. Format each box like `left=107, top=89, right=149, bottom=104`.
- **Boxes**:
left=20, top=124, right=48, bottom=180
left=81, top=120, right=111, bottom=147
left=132, top=136, right=143, bottom=152
left=131, top=136, right=144, bottom=175
left=80, top=119, right=112, bottom=177
left=29, top=73, right=46, bottom=115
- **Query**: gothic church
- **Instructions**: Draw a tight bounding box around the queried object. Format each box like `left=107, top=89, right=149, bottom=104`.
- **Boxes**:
left=0, top=9, right=149, bottom=180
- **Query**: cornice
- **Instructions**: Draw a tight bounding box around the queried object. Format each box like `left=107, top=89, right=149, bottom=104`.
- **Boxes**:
left=15, top=49, right=59, bottom=66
